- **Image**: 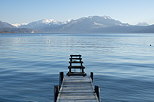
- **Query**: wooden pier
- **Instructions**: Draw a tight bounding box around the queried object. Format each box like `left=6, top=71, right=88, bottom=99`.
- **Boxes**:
left=54, top=55, right=100, bottom=102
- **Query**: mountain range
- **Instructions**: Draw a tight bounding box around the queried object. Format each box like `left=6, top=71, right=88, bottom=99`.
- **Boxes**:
left=0, top=16, right=154, bottom=33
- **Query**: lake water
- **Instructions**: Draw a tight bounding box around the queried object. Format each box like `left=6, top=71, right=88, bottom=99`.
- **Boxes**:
left=0, top=33, right=154, bottom=102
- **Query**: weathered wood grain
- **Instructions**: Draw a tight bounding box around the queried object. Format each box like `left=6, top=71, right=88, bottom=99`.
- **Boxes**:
left=57, top=76, right=99, bottom=102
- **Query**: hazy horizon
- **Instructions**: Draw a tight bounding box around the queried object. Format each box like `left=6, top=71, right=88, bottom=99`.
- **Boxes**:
left=1, top=0, right=154, bottom=25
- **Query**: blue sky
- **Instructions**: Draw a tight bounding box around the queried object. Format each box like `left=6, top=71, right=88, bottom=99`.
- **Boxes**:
left=0, top=0, right=154, bottom=24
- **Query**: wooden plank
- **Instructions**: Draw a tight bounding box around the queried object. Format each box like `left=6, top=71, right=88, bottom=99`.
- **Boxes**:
left=67, top=72, right=86, bottom=76
left=69, top=61, right=83, bottom=63
left=68, top=66, right=85, bottom=69
left=70, top=55, right=81, bottom=57
left=69, top=58, right=82, bottom=60
left=57, top=76, right=99, bottom=102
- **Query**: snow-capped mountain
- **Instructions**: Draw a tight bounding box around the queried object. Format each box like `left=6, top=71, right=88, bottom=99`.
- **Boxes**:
left=18, top=19, right=65, bottom=32
left=67, top=16, right=129, bottom=28
left=60, top=16, right=129, bottom=33
left=136, top=22, right=149, bottom=26
left=1, top=16, right=154, bottom=33
left=12, top=19, right=60, bottom=27
left=0, top=21, right=34, bottom=33
left=28, top=19, right=64, bottom=25
left=12, top=23, right=28, bottom=27
left=37, top=19, right=63, bottom=24
left=0, top=21, right=15, bottom=28
left=20, top=19, right=64, bottom=28
left=16, top=16, right=130, bottom=33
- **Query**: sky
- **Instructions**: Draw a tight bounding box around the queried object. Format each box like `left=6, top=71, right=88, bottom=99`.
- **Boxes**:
left=0, top=0, right=154, bottom=25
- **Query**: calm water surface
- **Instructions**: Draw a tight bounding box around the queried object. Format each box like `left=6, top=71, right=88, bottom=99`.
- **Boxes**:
left=0, top=33, right=154, bottom=102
